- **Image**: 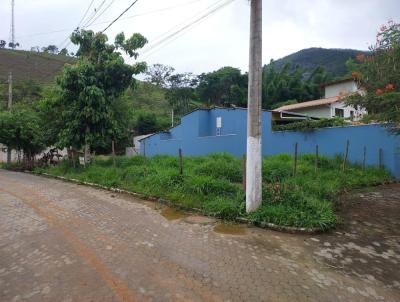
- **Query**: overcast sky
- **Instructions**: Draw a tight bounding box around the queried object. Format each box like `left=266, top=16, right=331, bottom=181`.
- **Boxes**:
left=1, top=0, right=399, bottom=74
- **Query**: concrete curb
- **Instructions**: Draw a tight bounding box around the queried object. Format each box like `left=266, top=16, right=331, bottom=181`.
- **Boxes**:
left=26, top=170, right=322, bottom=234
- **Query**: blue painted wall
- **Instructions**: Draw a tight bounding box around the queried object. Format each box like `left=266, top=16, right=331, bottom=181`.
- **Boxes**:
left=140, top=108, right=400, bottom=178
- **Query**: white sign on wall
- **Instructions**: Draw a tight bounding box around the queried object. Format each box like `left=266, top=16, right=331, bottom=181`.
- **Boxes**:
left=216, top=117, right=222, bottom=128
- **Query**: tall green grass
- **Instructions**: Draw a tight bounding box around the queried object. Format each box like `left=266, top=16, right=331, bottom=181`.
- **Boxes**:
left=36, top=153, right=392, bottom=230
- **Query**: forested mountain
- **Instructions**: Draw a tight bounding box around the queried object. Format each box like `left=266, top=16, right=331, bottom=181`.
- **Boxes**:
left=271, top=47, right=369, bottom=77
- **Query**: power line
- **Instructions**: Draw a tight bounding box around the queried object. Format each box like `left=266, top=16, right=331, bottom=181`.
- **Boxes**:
left=146, top=0, right=227, bottom=44
left=76, top=0, right=96, bottom=29
left=140, top=0, right=235, bottom=59
left=101, top=0, right=140, bottom=33
left=58, top=0, right=107, bottom=50
left=16, top=0, right=204, bottom=40
left=85, top=0, right=116, bottom=28
left=11, top=0, right=231, bottom=81
left=82, top=0, right=107, bottom=28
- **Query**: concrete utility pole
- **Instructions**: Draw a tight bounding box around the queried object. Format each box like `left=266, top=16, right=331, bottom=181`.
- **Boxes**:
left=7, top=71, right=13, bottom=163
left=246, top=0, right=262, bottom=213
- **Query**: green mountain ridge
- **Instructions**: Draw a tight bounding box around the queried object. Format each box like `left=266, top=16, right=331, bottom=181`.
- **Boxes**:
left=0, top=47, right=368, bottom=84
left=270, top=47, right=370, bottom=78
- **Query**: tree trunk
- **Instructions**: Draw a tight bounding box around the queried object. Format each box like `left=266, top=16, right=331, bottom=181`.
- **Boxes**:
left=7, top=148, right=11, bottom=164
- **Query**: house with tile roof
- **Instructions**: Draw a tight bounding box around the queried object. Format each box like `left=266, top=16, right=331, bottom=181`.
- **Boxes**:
left=275, top=78, right=366, bottom=120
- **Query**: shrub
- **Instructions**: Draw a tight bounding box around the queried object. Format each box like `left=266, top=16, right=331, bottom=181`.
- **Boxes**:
left=203, top=195, right=245, bottom=220
left=263, top=154, right=293, bottom=182
left=272, top=117, right=348, bottom=132
left=185, top=175, right=238, bottom=196
left=193, top=153, right=242, bottom=182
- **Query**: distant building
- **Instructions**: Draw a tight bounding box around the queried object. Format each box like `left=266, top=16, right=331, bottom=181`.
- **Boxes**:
left=275, top=78, right=366, bottom=120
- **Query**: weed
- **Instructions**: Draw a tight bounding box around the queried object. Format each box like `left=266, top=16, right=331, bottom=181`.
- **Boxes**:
left=36, top=153, right=392, bottom=230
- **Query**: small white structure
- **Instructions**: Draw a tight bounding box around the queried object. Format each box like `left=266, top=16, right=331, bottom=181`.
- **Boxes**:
left=0, top=145, right=67, bottom=163
left=275, top=78, right=366, bottom=120
left=126, top=134, right=153, bottom=156
left=0, top=144, right=18, bottom=163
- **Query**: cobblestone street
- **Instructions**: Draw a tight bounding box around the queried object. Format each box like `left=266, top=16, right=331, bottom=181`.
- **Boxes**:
left=0, top=170, right=399, bottom=302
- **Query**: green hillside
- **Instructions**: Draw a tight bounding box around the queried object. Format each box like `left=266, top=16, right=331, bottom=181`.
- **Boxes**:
left=0, top=49, right=74, bottom=84
left=271, top=47, right=370, bottom=77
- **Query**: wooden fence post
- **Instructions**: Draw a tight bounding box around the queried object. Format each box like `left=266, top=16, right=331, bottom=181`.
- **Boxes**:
left=111, top=140, right=116, bottom=167
left=379, top=148, right=383, bottom=169
left=242, top=155, right=246, bottom=190
left=363, top=146, right=366, bottom=170
left=72, top=150, right=76, bottom=169
left=315, top=144, right=319, bottom=172
left=293, top=142, right=298, bottom=176
left=179, top=148, right=183, bottom=175
left=342, top=140, right=350, bottom=171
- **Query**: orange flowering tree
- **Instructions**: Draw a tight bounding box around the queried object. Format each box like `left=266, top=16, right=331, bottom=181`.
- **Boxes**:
left=346, top=20, right=400, bottom=133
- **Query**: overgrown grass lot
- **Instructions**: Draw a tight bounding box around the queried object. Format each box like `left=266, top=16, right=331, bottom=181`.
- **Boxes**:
left=36, top=153, right=392, bottom=231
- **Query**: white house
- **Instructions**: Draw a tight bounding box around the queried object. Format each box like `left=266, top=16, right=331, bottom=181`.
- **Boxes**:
left=275, top=78, right=366, bottom=120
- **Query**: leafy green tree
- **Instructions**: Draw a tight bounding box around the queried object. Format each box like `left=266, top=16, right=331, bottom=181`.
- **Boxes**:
left=166, top=87, right=195, bottom=115
left=13, top=80, right=42, bottom=105
left=346, top=20, right=400, bottom=132
left=166, top=72, right=198, bottom=115
left=145, top=64, right=175, bottom=88
left=0, top=109, right=46, bottom=166
left=52, top=29, right=147, bottom=163
left=305, top=65, right=330, bottom=100
left=58, top=48, right=69, bottom=56
left=197, top=67, right=247, bottom=106
left=8, top=42, right=19, bottom=48
left=134, top=112, right=163, bottom=135
left=0, top=80, right=43, bottom=111
left=262, top=61, right=330, bottom=109
left=42, top=45, right=59, bottom=54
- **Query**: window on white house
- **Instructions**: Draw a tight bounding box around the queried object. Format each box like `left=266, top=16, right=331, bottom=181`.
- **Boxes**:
left=335, top=108, right=344, bottom=118
left=350, top=111, right=355, bottom=120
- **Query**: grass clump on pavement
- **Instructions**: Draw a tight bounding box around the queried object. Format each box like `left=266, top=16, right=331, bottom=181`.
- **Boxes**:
left=36, top=153, right=392, bottom=231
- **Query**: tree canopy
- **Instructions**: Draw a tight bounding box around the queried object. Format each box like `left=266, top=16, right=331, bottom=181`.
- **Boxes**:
left=262, top=62, right=330, bottom=109
left=48, top=29, right=147, bottom=161
left=197, top=67, right=248, bottom=106
left=0, top=109, right=46, bottom=163
left=346, top=20, right=400, bottom=133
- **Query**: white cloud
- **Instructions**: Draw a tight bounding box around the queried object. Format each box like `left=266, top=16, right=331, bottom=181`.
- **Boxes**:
left=0, top=0, right=398, bottom=74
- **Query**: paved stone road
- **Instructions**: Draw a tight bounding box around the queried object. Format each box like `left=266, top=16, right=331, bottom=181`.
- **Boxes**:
left=0, top=170, right=399, bottom=302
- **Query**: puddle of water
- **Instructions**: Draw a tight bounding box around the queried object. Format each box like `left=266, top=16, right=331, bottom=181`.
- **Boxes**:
left=214, top=223, right=247, bottom=235
left=160, top=208, right=188, bottom=220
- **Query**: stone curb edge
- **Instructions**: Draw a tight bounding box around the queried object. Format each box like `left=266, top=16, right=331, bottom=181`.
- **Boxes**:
left=25, top=170, right=321, bottom=235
